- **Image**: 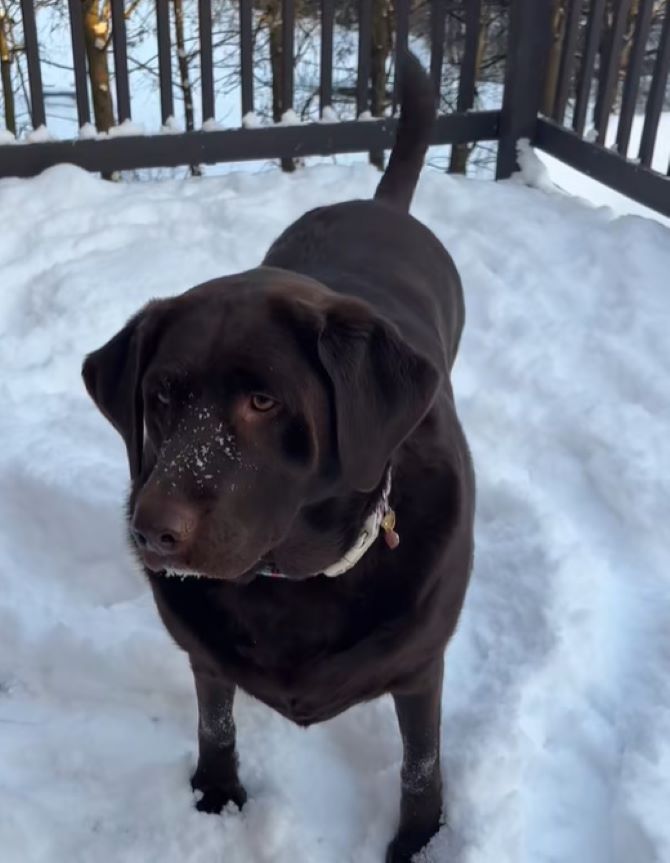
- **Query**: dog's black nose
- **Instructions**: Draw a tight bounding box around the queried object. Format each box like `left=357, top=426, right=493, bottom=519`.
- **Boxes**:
left=131, top=498, right=197, bottom=557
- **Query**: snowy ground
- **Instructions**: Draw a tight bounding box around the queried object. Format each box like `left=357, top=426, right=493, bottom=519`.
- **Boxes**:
left=1, top=160, right=669, bottom=863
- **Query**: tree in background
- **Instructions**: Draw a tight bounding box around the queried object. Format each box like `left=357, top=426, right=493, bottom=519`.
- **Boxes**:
left=172, top=0, right=195, bottom=132
left=369, top=0, right=392, bottom=169
left=543, top=0, right=565, bottom=115
left=0, top=3, right=16, bottom=133
left=448, top=0, right=492, bottom=174
left=82, top=0, right=114, bottom=132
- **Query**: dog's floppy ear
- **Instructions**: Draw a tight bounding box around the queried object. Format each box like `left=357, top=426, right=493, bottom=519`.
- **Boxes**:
left=318, top=299, right=440, bottom=492
left=82, top=304, right=163, bottom=479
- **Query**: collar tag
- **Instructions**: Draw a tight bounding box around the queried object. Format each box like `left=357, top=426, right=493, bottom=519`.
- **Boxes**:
left=381, top=509, right=400, bottom=549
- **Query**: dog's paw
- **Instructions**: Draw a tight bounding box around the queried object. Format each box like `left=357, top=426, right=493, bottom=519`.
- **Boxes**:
left=191, top=774, right=247, bottom=814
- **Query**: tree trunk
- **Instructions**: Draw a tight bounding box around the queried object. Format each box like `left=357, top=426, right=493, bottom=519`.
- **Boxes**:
left=448, top=146, right=469, bottom=175
left=172, top=0, right=201, bottom=175
left=449, top=7, right=487, bottom=175
left=620, top=0, right=640, bottom=83
left=594, top=0, right=615, bottom=130
left=369, top=0, right=392, bottom=170
left=0, top=9, right=15, bottom=134
left=266, top=0, right=294, bottom=173
left=82, top=0, right=114, bottom=133
left=268, top=4, right=281, bottom=123
left=542, top=0, right=566, bottom=116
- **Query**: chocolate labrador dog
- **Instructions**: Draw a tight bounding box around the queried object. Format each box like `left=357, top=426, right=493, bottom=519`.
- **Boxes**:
left=83, top=54, right=474, bottom=863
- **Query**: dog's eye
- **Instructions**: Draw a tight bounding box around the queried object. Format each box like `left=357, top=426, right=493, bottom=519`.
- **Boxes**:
left=149, top=385, right=170, bottom=408
left=250, top=393, right=278, bottom=413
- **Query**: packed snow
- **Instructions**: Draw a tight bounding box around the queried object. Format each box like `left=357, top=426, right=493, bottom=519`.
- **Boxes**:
left=0, top=159, right=669, bottom=863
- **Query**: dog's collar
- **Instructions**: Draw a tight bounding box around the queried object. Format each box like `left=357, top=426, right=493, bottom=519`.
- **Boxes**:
left=256, top=467, right=399, bottom=580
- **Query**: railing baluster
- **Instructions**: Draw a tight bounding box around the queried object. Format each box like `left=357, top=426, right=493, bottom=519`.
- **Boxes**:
left=19, top=0, right=45, bottom=129
left=155, top=0, right=174, bottom=125
left=357, top=0, right=372, bottom=117
left=595, top=0, right=632, bottom=146
left=429, top=0, right=447, bottom=101
left=639, top=3, right=670, bottom=168
left=67, top=0, right=91, bottom=129
left=553, top=0, right=584, bottom=124
left=572, top=0, right=606, bottom=136
left=616, top=0, right=654, bottom=157
left=110, top=0, right=131, bottom=123
left=240, top=0, right=254, bottom=119
left=320, top=0, right=334, bottom=115
left=199, top=0, right=214, bottom=123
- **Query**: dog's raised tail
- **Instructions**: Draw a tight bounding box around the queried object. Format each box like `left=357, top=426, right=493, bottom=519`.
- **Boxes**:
left=374, top=52, right=436, bottom=212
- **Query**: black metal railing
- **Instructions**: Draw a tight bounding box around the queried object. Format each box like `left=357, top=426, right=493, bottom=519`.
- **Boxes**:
left=536, top=0, right=670, bottom=216
left=0, top=0, right=668, bottom=217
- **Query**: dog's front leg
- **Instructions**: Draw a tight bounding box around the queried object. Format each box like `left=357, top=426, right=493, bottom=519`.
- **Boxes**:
left=387, top=658, right=444, bottom=863
left=190, top=667, right=247, bottom=813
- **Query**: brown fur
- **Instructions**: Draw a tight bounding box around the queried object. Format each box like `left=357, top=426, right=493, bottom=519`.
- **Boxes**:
left=83, top=54, right=475, bottom=862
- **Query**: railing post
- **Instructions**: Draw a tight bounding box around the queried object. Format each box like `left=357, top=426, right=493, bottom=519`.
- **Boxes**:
left=496, top=0, right=553, bottom=179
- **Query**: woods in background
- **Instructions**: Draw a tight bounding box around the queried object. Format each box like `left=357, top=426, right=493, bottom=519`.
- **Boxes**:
left=0, top=0, right=667, bottom=175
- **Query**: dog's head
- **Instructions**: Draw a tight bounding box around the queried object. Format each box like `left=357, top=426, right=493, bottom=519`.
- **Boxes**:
left=83, top=268, right=439, bottom=581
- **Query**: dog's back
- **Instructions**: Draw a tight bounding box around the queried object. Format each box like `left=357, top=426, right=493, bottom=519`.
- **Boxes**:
left=264, top=54, right=464, bottom=372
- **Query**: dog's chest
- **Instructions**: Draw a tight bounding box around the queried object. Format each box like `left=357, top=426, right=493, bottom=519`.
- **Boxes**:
left=223, top=589, right=385, bottom=723
left=216, top=578, right=377, bottom=671
left=152, top=573, right=390, bottom=724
